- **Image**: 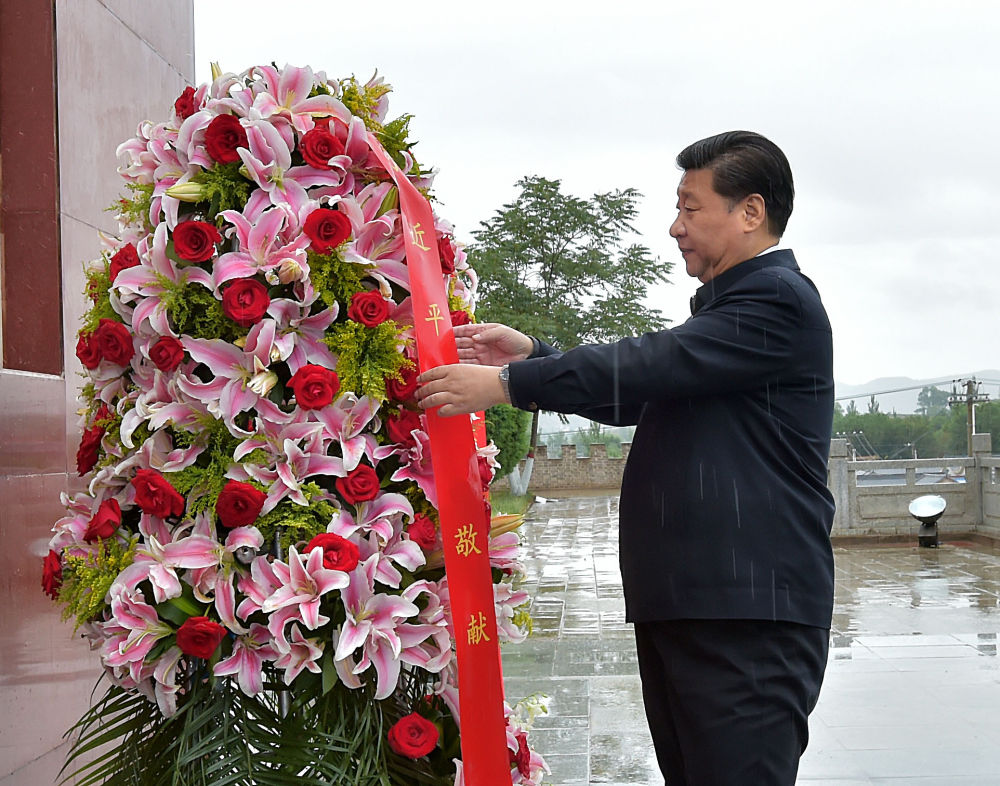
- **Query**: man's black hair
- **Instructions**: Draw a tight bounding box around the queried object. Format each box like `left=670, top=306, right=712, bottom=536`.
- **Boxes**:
left=676, top=131, right=794, bottom=237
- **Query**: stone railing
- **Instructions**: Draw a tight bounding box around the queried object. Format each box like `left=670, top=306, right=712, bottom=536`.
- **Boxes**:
left=828, top=433, right=994, bottom=538
left=496, top=434, right=1000, bottom=540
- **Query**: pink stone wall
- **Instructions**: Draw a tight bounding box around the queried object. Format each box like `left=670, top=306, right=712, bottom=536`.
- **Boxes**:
left=0, top=3, right=193, bottom=783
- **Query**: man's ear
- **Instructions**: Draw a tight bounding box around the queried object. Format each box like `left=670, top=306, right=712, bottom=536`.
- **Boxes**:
left=743, top=194, right=767, bottom=233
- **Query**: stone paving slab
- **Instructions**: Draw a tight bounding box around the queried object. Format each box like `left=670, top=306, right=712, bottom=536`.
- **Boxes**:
left=504, top=494, right=1000, bottom=785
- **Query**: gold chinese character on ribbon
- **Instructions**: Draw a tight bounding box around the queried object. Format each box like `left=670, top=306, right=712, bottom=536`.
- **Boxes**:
left=455, top=523, right=482, bottom=557
left=467, top=611, right=490, bottom=645
left=425, top=303, right=445, bottom=336
left=409, top=221, right=432, bottom=251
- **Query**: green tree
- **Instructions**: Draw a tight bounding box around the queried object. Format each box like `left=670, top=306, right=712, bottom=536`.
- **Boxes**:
left=916, top=385, right=950, bottom=416
left=468, top=176, right=673, bottom=492
left=469, top=176, right=672, bottom=348
left=485, top=404, right=532, bottom=479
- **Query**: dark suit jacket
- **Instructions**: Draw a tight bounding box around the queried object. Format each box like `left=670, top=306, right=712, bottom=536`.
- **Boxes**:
left=507, top=249, right=835, bottom=628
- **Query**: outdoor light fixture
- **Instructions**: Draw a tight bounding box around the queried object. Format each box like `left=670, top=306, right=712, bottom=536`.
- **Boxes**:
left=908, top=494, right=946, bottom=548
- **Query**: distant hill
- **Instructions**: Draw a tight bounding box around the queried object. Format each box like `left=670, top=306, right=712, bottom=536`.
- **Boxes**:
left=836, top=370, right=1000, bottom=414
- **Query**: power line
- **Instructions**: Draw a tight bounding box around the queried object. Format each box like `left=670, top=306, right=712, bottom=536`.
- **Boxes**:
left=835, top=376, right=998, bottom=402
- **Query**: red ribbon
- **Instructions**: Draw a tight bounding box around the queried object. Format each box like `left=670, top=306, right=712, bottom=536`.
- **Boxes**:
left=367, top=135, right=509, bottom=785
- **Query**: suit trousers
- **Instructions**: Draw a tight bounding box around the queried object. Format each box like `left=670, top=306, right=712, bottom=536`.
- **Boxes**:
left=634, top=618, right=829, bottom=786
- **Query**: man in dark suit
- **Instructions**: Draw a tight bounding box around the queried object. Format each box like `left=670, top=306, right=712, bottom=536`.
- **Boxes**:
left=416, top=131, right=835, bottom=785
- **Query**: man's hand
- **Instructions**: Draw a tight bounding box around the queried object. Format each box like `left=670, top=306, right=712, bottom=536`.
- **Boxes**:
left=416, top=364, right=506, bottom=417
left=454, top=323, right=532, bottom=367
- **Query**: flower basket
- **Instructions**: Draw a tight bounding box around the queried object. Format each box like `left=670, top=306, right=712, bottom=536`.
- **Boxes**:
left=43, top=63, right=547, bottom=786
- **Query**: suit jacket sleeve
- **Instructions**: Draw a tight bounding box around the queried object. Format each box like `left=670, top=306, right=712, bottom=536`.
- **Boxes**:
left=508, top=270, right=808, bottom=418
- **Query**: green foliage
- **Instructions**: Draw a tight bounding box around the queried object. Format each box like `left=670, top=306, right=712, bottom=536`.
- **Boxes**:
left=340, top=77, right=392, bottom=132
left=59, top=539, right=137, bottom=628
left=468, top=175, right=673, bottom=349
left=485, top=404, right=532, bottom=479
left=377, top=114, right=418, bottom=171
left=324, top=321, right=410, bottom=401
left=832, top=399, right=1000, bottom=458
left=109, top=182, right=154, bottom=229
left=160, top=275, right=240, bottom=340
left=80, top=265, right=117, bottom=334
left=61, top=668, right=451, bottom=786
left=308, top=250, right=367, bottom=310
left=916, top=385, right=950, bottom=416
left=255, top=483, right=339, bottom=551
left=169, top=421, right=245, bottom=516
left=191, top=162, right=256, bottom=219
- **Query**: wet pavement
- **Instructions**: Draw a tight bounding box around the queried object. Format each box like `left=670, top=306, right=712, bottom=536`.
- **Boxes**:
left=503, top=494, right=1000, bottom=785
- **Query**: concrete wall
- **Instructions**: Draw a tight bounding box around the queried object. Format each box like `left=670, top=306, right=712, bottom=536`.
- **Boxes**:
left=0, top=3, right=193, bottom=784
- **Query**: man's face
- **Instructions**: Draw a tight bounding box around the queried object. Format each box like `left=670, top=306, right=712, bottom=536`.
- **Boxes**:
left=669, top=168, right=747, bottom=283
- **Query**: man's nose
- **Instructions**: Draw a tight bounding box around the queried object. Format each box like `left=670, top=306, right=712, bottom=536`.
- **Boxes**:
left=669, top=215, right=683, bottom=238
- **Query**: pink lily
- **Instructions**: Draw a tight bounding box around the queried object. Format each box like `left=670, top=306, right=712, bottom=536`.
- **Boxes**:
left=238, top=120, right=343, bottom=218
left=177, top=321, right=292, bottom=433
left=397, top=580, right=453, bottom=674
left=328, top=491, right=413, bottom=545
left=236, top=426, right=345, bottom=511
left=261, top=545, right=349, bottom=632
left=355, top=515, right=425, bottom=589
left=390, top=429, right=439, bottom=508
left=213, top=206, right=310, bottom=287
left=100, top=585, right=174, bottom=681
left=273, top=623, right=324, bottom=685
left=268, top=297, right=338, bottom=374
left=151, top=646, right=185, bottom=717
left=185, top=523, right=265, bottom=634
left=115, top=222, right=213, bottom=337
left=314, top=394, right=380, bottom=471
left=213, top=623, right=279, bottom=697
left=333, top=556, right=420, bottom=700
left=249, top=64, right=350, bottom=134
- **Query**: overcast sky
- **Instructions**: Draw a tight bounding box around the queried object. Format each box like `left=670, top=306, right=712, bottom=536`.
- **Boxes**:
left=194, top=0, right=1000, bottom=388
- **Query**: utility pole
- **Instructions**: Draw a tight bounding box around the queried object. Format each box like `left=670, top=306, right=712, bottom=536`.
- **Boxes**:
left=947, top=378, right=990, bottom=455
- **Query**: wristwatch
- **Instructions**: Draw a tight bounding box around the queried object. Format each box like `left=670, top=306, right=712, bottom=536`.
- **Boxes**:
left=498, top=365, right=511, bottom=404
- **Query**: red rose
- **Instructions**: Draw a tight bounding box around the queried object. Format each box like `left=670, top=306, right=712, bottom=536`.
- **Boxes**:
left=299, top=127, right=346, bottom=169
left=386, top=362, right=418, bottom=403
left=222, top=279, right=270, bottom=327
left=204, top=114, right=248, bottom=164
left=149, top=335, right=185, bottom=372
left=76, top=424, right=105, bottom=476
left=437, top=235, right=456, bottom=274
left=386, top=409, right=422, bottom=446
left=174, top=86, right=197, bottom=120
left=336, top=464, right=381, bottom=505
left=84, top=498, right=121, bottom=542
left=303, top=207, right=351, bottom=254
left=306, top=533, right=360, bottom=572
left=407, top=514, right=437, bottom=551
left=173, top=220, right=222, bottom=262
left=176, top=616, right=227, bottom=660
left=388, top=713, right=439, bottom=759
left=109, top=244, right=140, bottom=282
left=41, top=550, right=63, bottom=600
left=95, top=319, right=135, bottom=366
left=449, top=309, right=471, bottom=327
left=76, top=332, right=101, bottom=369
left=288, top=364, right=340, bottom=410
left=509, top=731, right=531, bottom=778
left=478, top=455, right=495, bottom=491
left=347, top=290, right=391, bottom=327
left=215, top=480, right=266, bottom=529
left=132, top=469, right=185, bottom=519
